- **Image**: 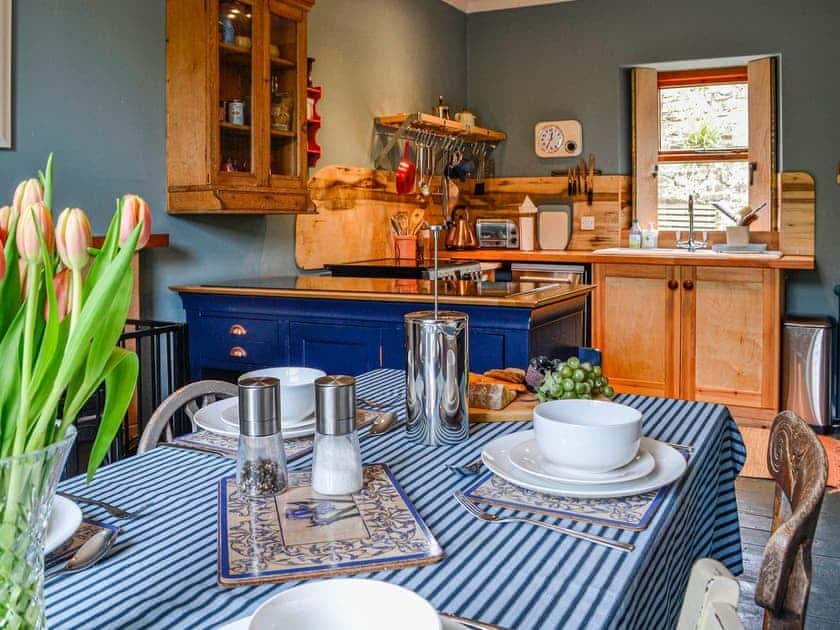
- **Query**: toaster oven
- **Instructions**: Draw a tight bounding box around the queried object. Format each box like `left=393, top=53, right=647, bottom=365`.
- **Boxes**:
left=476, top=219, right=519, bottom=249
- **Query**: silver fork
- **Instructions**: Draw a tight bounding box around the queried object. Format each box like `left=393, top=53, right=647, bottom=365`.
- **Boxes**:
left=58, top=492, right=138, bottom=519
left=453, top=492, right=634, bottom=552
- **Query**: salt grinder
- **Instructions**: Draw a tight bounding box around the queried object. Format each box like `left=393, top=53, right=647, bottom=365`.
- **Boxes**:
left=404, top=226, right=469, bottom=447
left=312, top=375, right=363, bottom=495
left=236, top=376, right=288, bottom=497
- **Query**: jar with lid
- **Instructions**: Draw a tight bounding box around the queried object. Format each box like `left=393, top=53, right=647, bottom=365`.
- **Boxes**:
left=312, top=375, right=363, bottom=496
left=236, top=376, right=288, bottom=497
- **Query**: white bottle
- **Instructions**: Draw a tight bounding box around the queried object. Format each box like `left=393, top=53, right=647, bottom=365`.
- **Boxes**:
left=642, top=222, right=659, bottom=249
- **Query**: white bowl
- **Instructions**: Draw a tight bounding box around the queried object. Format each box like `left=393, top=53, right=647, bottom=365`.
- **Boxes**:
left=249, top=579, right=442, bottom=630
left=241, top=367, right=326, bottom=423
left=533, top=399, right=642, bottom=472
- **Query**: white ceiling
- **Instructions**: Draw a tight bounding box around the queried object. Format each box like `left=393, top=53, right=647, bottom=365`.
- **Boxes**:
left=442, top=0, right=574, bottom=14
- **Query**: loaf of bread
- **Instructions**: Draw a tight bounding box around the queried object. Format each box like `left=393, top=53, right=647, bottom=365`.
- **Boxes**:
left=468, top=383, right=518, bottom=410
left=469, top=372, right=527, bottom=392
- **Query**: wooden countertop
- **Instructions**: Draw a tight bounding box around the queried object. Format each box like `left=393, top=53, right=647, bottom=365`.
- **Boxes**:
left=445, top=248, right=815, bottom=270
left=92, top=233, right=170, bottom=249
left=172, top=276, right=593, bottom=308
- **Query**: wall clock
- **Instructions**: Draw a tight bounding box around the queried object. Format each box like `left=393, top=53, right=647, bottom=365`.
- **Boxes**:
left=534, top=120, right=582, bottom=158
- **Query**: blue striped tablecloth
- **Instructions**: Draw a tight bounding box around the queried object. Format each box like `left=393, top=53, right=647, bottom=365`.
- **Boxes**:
left=47, top=369, right=745, bottom=629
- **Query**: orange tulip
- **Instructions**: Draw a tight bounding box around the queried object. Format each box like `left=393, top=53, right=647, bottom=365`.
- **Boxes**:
left=12, top=178, right=44, bottom=215
left=46, top=268, right=72, bottom=322
left=16, top=202, right=55, bottom=264
left=0, top=205, right=17, bottom=245
left=119, top=194, right=151, bottom=250
left=56, top=207, right=92, bottom=270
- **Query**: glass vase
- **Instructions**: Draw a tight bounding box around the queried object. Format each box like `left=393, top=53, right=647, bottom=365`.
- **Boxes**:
left=0, top=426, right=77, bottom=629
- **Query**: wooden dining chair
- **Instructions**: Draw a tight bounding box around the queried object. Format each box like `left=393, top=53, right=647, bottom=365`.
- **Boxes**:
left=755, top=411, right=828, bottom=630
left=677, top=558, right=743, bottom=630
left=137, top=380, right=237, bottom=454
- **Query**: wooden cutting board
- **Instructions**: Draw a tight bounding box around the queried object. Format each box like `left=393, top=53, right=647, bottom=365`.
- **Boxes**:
left=470, top=392, right=538, bottom=423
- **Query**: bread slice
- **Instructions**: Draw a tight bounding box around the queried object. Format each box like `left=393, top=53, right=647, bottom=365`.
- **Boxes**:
left=483, top=368, right=526, bottom=384
left=469, top=372, right=527, bottom=393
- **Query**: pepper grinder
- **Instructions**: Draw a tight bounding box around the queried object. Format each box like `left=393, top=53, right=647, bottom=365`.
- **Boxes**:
left=236, top=376, right=288, bottom=497
left=312, top=375, right=363, bottom=496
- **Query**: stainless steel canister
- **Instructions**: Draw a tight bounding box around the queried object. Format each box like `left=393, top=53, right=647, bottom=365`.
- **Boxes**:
left=405, top=310, right=469, bottom=446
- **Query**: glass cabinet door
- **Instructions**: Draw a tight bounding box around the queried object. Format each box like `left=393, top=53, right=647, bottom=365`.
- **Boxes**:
left=267, top=6, right=299, bottom=178
left=217, top=0, right=256, bottom=176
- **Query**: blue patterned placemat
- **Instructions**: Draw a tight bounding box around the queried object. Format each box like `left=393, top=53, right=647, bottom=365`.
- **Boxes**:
left=217, top=463, right=444, bottom=586
left=464, top=446, right=692, bottom=531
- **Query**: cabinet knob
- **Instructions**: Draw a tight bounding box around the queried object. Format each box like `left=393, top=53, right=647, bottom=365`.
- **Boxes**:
left=229, top=323, right=247, bottom=336
left=229, top=346, right=247, bottom=358
left=667, top=280, right=679, bottom=290
left=683, top=280, right=694, bottom=291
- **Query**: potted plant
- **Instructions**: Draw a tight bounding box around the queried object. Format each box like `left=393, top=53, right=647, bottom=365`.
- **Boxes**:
left=0, top=154, right=151, bottom=628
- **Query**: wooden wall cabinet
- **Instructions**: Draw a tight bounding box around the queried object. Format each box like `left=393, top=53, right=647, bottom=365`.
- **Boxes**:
left=593, top=263, right=782, bottom=421
left=166, top=0, right=314, bottom=214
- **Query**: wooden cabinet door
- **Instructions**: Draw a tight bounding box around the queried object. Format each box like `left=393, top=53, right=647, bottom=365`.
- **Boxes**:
left=592, top=264, right=681, bottom=397
left=680, top=267, right=781, bottom=413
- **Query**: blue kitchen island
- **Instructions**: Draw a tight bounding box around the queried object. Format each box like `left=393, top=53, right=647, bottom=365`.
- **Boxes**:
left=173, top=276, right=592, bottom=379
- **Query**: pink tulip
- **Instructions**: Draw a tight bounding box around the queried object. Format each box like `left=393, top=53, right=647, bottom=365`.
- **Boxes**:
left=56, top=207, right=92, bottom=270
left=16, top=202, right=55, bottom=264
left=0, top=205, right=17, bottom=245
left=12, top=178, right=44, bottom=215
left=18, top=259, right=27, bottom=297
left=46, top=268, right=72, bottom=322
left=119, top=195, right=152, bottom=250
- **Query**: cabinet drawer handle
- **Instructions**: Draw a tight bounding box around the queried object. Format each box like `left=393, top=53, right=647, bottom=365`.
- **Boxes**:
left=229, top=324, right=247, bottom=336
left=667, top=280, right=679, bottom=290
left=229, top=346, right=247, bottom=358
left=683, top=280, right=694, bottom=291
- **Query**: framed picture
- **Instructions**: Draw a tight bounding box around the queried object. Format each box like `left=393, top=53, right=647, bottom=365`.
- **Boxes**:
left=0, top=0, right=11, bottom=149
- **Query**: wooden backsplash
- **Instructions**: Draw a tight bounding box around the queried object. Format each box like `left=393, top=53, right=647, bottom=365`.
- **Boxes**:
left=296, top=166, right=814, bottom=269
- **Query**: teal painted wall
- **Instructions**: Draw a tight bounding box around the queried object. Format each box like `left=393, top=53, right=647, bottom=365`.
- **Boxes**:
left=466, top=0, right=840, bottom=318
left=0, top=0, right=466, bottom=321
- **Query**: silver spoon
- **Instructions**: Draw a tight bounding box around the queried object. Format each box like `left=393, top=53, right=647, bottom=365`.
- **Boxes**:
left=365, top=411, right=398, bottom=436
left=446, top=459, right=483, bottom=476
left=47, top=528, right=120, bottom=580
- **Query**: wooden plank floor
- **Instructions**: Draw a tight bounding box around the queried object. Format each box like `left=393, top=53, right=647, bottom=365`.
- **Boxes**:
left=736, top=477, right=840, bottom=628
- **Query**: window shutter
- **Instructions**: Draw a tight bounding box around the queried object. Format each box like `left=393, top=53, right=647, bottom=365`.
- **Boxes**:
left=748, top=57, right=776, bottom=230
left=632, top=67, right=659, bottom=227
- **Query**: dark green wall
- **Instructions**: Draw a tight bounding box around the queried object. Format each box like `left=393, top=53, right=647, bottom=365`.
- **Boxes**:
left=466, top=0, right=840, bottom=317
left=0, top=0, right=466, bottom=321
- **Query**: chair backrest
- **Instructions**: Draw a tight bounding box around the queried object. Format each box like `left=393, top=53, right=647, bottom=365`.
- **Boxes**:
left=755, top=411, right=828, bottom=629
left=137, top=380, right=238, bottom=454
left=677, top=558, right=743, bottom=630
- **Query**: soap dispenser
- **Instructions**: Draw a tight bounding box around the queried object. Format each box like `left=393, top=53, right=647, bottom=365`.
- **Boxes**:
left=642, top=223, right=659, bottom=249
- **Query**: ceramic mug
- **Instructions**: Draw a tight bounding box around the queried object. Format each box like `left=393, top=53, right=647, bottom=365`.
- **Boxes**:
left=394, top=235, right=417, bottom=261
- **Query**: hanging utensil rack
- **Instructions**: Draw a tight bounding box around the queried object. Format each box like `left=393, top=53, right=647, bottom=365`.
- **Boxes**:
left=373, top=112, right=505, bottom=170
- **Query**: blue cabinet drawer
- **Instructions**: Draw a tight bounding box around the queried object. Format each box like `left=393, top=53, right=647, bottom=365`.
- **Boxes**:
left=194, top=315, right=282, bottom=367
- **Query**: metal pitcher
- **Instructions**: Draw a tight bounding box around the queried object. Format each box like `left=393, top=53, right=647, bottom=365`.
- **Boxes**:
left=405, top=310, right=469, bottom=446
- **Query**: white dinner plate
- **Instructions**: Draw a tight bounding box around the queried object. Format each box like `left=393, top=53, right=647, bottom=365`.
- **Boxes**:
left=508, top=437, right=656, bottom=485
left=194, top=398, right=315, bottom=439
left=482, top=431, right=687, bottom=499
left=220, top=400, right=313, bottom=428
left=45, top=496, right=82, bottom=555
left=220, top=615, right=467, bottom=630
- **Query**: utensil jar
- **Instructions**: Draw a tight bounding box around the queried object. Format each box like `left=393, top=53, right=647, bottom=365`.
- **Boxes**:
left=405, top=311, right=469, bottom=446
left=237, top=376, right=288, bottom=497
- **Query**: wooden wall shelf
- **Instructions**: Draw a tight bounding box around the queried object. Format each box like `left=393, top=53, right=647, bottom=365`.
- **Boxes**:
left=375, top=113, right=506, bottom=143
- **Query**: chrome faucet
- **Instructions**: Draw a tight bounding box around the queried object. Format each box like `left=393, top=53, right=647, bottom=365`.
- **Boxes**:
left=675, top=194, right=709, bottom=252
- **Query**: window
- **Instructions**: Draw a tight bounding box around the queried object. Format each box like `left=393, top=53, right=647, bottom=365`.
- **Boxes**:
left=633, top=59, right=776, bottom=232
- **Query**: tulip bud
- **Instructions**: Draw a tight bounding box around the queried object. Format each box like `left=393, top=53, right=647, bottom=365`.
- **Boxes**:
left=119, top=195, right=151, bottom=251
left=56, top=207, right=92, bottom=270
left=0, top=205, right=17, bottom=245
left=12, top=178, right=44, bottom=215
left=46, top=268, right=72, bottom=322
left=16, top=202, right=55, bottom=264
